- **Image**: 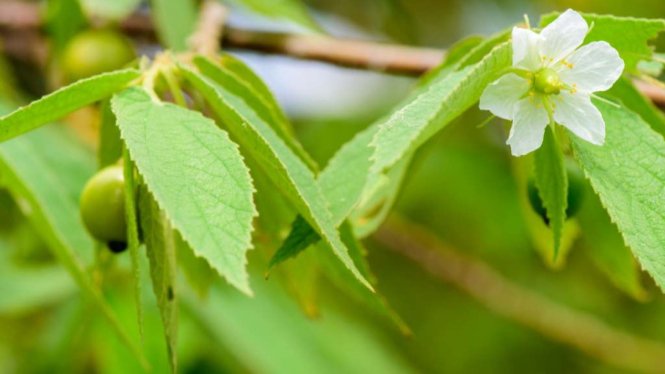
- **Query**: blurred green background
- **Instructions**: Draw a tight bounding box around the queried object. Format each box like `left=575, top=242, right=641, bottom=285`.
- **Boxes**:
left=1, top=0, right=665, bottom=373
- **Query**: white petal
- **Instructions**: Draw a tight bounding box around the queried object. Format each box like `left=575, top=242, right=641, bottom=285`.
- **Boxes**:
left=557, top=41, right=624, bottom=92
left=507, top=96, right=549, bottom=156
left=540, top=9, right=588, bottom=63
left=480, top=74, right=531, bottom=120
left=512, top=27, right=543, bottom=70
left=552, top=92, right=605, bottom=144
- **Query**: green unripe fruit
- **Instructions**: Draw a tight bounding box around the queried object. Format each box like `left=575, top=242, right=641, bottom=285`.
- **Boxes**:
left=80, top=165, right=127, bottom=251
left=62, top=30, right=136, bottom=82
left=533, top=68, right=562, bottom=95
left=527, top=162, right=586, bottom=225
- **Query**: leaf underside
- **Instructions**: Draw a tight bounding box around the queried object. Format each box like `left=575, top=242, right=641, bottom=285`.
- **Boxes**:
left=112, top=87, right=256, bottom=294
left=138, top=186, right=178, bottom=373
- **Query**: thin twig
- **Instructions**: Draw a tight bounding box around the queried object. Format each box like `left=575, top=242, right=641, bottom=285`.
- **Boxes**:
left=0, top=1, right=444, bottom=75
left=374, top=215, right=665, bottom=374
left=222, top=28, right=445, bottom=75
left=635, top=78, right=665, bottom=106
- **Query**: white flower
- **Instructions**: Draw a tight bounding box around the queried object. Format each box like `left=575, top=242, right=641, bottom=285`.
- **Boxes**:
left=480, top=9, right=624, bottom=156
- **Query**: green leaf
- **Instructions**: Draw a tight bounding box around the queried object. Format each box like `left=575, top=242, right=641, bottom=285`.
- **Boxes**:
left=513, top=156, right=579, bottom=269
left=269, top=215, right=320, bottom=268
left=181, top=61, right=371, bottom=290
left=533, top=127, right=567, bottom=257
left=80, top=0, right=141, bottom=20
left=0, top=254, right=76, bottom=314
left=267, top=121, right=376, bottom=265
left=0, top=125, right=147, bottom=367
left=526, top=214, right=581, bottom=269
left=299, top=119, right=410, bottom=240
left=194, top=55, right=319, bottom=171
left=250, top=157, right=300, bottom=240
left=44, top=0, right=87, bottom=52
left=578, top=191, right=646, bottom=300
left=279, top=121, right=407, bottom=245
left=175, top=233, right=217, bottom=298
left=0, top=69, right=140, bottom=143
left=454, top=29, right=511, bottom=70
left=240, top=34, right=493, bottom=261
left=316, top=222, right=410, bottom=334
left=442, top=35, right=485, bottom=67
left=98, top=99, right=123, bottom=167
left=420, top=30, right=509, bottom=87
left=268, top=125, right=408, bottom=331
left=0, top=55, right=18, bottom=102
left=251, top=161, right=322, bottom=315
left=572, top=101, right=665, bottom=292
left=151, top=0, right=198, bottom=51
left=138, top=186, right=178, bottom=373
left=184, top=279, right=417, bottom=374
left=0, top=126, right=95, bottom=260
left=350, top=155, right=411, bottom=238
left=224, top=0, right=322, bottom=32
left=319, top=127, right=377, bottom=222
left=638, top=58, right=663, bottom=76
left=111, top=87, right=256, bottom=294
left=375, top=0, right=418, bottom=44
left=218, top=54, right=291, bottom=130
left=123, top=152, right=144, bottom=340
left=270, top=116, right=405, bottom=264
left=371, top=43, right=511, bottom=173
left=540, top=13, right=665, bottom=73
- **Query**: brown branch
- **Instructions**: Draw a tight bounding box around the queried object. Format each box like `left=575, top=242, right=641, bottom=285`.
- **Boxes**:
left=635, top=79, right=665, bottom=106
left=188, top=0, right=228, bottom=56
left=0, top=1, right=444, bottom=75
left=0, top=0, right=663, bottom=105
left=0, top=1, right=40, bottom=30
left=374, top=216, right=665, bottom=374
left=222, top=28, right=444, bottom=75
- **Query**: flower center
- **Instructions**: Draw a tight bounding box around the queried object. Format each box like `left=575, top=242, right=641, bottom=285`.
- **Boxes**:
left=533, top=68, right=562, bottom=95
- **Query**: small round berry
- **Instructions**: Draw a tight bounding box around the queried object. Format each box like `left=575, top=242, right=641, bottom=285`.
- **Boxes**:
left=61, top=29, right=136, bottom=82
left=80, top=165, right=127, bottom=249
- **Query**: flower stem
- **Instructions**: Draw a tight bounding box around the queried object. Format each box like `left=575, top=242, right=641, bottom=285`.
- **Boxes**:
left=162, top=69, right=187, bottom=107
left=475, top=114, right=496, bottom=129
